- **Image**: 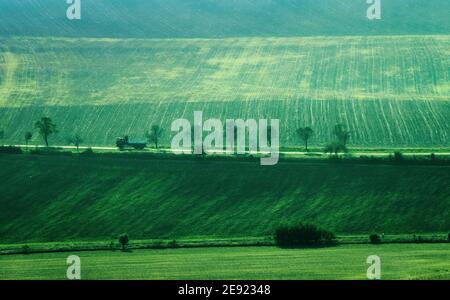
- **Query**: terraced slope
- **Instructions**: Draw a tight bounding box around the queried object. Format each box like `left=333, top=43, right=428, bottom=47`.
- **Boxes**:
left=0, top=155, right=449, bottom=243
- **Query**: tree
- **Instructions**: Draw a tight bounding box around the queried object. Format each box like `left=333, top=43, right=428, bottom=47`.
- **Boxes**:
left=67, top=134, right=83, bottom=152
left=34, top=117, right=58, bottom=147
left=369, top=233, right=382, bottom=244
left=297, top=127, right=314, bottom=151
left=333, top=124, right=350, bottom=146
left=24, top=132, right=33, bottom=149
left=275, top=223, right=335, bottom=247
left=145, top=125, right=163, bottom=149
left=324, top=124, right=351, bottom=157
left=118, top=234, right=129, bottom=251
left=393, top=151, right=404, bottom=162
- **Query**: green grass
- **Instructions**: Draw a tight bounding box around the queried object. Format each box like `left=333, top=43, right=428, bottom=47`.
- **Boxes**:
left=1, top=244, right=449, bottom=280
left=0, top=154, right=448, bottom=244
left=1, top=233, right=448, bottom=256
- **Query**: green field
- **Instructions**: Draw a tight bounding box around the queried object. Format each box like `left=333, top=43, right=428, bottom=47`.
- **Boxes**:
left=0, top=1, right=449, bottom=148
left=0, top=35, right=449, bottom=147
left=0, top=0, right=449, bottom=281
left=1, top=244, right=449, bottom=280
left=0, top=154, right=448, bottom=244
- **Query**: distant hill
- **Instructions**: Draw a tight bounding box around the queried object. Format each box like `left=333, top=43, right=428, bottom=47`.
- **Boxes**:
left=0, top=1, right=448, bottom=148
left=0, top=155, right=448, bottom=243
left=0, top=0, right=448, bottom=38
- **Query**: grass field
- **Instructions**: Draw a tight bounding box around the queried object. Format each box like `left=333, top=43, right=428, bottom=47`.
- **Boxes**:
left=0, top=154, right=448, bottom=244
left=0, top=35, right=449, bottom=147
left=1, top=244, right=449, bottom=280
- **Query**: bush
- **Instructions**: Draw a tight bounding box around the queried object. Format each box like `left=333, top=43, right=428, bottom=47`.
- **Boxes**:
left=30, top=148, right=41, bottom=155
left=168, top=239, right=178, bottom=248
left=0, top=146, right=23, bottom=154
left=22, top=245, right=31, bottom=254
left=275, top=223, right=335, bottom=247
left=109, top=241, right=116, bottom=250
left=369, top=234, right=382, bottom=244
left=118, top=233, right=129, bottom=250
left=81, top=147, right=94, bottom=155
left=393, top=151, right=404, bottom=162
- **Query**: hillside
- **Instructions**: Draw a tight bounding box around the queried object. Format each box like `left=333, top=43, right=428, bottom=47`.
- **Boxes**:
left=0, top=1, right=449, bottom=148
left=0, top=1, right=448, bottom=148
left=0, top=154, right=448, bottom=243
left=0, top=36, right=449, bottom=147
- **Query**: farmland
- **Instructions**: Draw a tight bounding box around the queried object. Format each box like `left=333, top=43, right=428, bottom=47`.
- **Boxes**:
left=0, top=0, right=449, bottom=281
left=0, top=35, right=449, bottom=147
left=1, top=244, right=449, bottom=280
left=0, top=154, right=449, bottom=244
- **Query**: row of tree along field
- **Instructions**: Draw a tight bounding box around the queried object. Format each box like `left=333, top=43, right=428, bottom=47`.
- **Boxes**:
left=0, top=117, right=360, bottom=157
left=90, top=226, right=450, bottom=254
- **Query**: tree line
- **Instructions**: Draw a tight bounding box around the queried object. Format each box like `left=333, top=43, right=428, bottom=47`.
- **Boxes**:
left=0, top=117, right=352, bottom=156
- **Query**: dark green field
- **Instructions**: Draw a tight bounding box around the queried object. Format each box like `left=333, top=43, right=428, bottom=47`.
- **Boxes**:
left=0, top=154, right=448, bottom=244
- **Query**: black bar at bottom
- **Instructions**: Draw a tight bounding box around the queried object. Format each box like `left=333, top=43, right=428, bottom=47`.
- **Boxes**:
left=0, top=280, right=446, bottom=298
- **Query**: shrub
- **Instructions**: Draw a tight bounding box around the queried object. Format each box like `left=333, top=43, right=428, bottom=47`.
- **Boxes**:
left=0, top=146, right=23, bottom=154
left=109, top=241, right=116, bottom=250
left=369, top=234, right=382, bottom=244
left=30, top=148, right=41, bottom=155
left=81, top=147, right=94, bottom=155
left=393, top=151, right=404, bottom=162
left=168, top=239, right=178, bottom=248
left=275, top=223, right=335, bottom=247
left=118, top=233, right=129, bottom=250
left=22, top=245, right=31, bottom=254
